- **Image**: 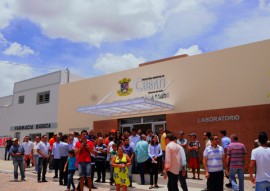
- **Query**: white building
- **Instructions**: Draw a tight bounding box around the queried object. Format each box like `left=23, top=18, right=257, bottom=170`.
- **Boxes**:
left=0, top=70, right=83, bottom=158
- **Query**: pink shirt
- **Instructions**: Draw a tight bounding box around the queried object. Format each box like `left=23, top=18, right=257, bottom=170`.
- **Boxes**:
left=165, top=141, right=181, bottom=175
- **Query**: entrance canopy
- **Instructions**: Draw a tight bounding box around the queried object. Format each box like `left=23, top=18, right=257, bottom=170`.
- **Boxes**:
left=77, top=97, right=174, bottom=117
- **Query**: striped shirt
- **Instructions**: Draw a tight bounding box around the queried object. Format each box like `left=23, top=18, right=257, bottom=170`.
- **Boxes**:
left=227, top=142, right=246, bottom=169
left=203, top=145, right=224, bottom=172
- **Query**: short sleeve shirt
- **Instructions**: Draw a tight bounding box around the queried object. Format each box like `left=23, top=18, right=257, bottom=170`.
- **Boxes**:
left=22, top=141, right=34, bottom=155
left=227, top=142, right=247, bottom=169
left=75, top=140, right=94, bottom=163
left=37, top=141, right=50, bottom=157
left=188, top=140, right=200, bottom=158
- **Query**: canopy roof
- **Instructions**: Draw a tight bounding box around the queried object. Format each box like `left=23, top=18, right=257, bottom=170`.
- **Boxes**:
left=77, top=97, right=174, bottom=116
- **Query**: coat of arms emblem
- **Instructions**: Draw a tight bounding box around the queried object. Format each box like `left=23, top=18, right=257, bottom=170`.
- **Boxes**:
left=117, top=78, right=133, bottom=96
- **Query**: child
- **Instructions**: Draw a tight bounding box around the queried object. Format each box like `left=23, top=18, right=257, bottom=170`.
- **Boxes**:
left=64, top=150, right=76, bottom=191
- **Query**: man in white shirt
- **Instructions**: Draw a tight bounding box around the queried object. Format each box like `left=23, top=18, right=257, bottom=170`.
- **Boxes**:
left=37, top=135, right=50, bottom=182
left=22, top=136, right=35, bottom=169
left=33, top=136, right=41, bottom=173
left=250, top=131, right=270, bottom=191
left=164, top=133, right=181, bottom=191
left=51, top=136, right=61, bottom=178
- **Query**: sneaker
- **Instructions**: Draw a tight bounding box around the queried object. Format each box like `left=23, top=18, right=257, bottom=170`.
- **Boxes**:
left=21, top=178, right=26, bottom=181
left=42, top=179, right=48, bottom=182
left=53, top=175, right=58, bottom=178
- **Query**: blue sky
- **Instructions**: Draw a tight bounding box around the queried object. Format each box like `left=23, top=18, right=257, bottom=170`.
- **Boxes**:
left=1, top=0, right=270, bottom=97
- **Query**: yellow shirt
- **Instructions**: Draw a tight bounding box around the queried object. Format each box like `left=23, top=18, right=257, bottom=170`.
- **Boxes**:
left=161, top=132, right=167, bottom=151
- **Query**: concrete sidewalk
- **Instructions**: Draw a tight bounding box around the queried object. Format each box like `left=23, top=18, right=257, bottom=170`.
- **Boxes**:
left=0, top=159, right=254, bottom=191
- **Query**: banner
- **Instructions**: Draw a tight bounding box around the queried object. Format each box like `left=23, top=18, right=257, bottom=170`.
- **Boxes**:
left=0, top=136, right=10, bottom=147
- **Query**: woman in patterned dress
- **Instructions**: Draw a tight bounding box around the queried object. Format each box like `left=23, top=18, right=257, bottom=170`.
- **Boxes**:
left=112, top=146, right=131, bottom=191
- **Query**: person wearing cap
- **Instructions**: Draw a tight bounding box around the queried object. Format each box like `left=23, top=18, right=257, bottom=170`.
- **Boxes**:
left=187, top=132, right=201, bottom=180
left=10, top=138, right=26, bottom=181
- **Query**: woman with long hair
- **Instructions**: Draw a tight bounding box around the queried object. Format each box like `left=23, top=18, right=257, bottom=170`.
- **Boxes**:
left=112, top=147, right=131, bottom=191
left=148, top=135, right=163, bottom=189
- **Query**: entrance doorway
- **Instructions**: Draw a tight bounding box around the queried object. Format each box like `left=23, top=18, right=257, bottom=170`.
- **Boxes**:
left=119, top=115, right=166, bottom=134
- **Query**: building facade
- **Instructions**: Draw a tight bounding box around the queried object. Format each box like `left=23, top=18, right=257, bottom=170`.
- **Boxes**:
left=0, top=70, right=83, bottom=158
left=57, top=40, right=270, bottom=161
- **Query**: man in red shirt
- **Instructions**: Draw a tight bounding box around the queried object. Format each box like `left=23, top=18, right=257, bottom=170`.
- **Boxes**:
left=75, top=130, right=95, bottom=191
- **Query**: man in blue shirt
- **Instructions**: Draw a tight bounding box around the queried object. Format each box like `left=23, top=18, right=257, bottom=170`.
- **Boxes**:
left=10, top=138, right=25, bottom=181
left=134, top=134, right=149, bottom=185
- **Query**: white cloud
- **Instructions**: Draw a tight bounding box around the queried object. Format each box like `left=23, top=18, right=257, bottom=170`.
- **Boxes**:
left=0, top=61, right=33, bottom=97
left=0, top=33, right=8, bottom=46
left=213, top=15, right=270, bottom=49
left=159, top=0, right=219, bottom=45
left=3, top=42, right=34, bottom=57
left=0, top=0, right=15, bottom=29
left=174, top=45, right=202, bottom=56
left=94, top=53, right=145, bottom=74
left=12, top=0, right=167, bottom=46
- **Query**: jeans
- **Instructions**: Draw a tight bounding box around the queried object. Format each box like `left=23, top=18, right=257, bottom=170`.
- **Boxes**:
left=34, top=155, right=39, bottom=172
left=229, top=168, right=244, bottom=191
left=13, top=159, right=25, bottom=180
left=255, top=180, right=270, bottom=191
left=5, top=148, right=10, bottom=160
left=78, top=162, right=92, bottom=177
left=137, top=161, right=146, bottom=184
left=67, top=170, right=76, bottom=190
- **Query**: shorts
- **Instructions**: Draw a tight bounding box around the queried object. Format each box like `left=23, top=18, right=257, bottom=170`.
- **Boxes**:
left=189, top=158, right=199, bottom=169
left=78, top=162, right=92, bottom=177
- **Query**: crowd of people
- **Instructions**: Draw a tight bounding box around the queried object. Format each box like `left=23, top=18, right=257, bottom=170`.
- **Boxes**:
left=4, top=128, right=270, bottom=191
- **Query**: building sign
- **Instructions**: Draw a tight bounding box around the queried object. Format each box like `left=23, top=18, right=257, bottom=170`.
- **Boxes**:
left=135, top=75, right=170, bottom=101
left=117, top=78, right=133, bottom=96
left=10, top=122, right=57, bottom=131
left=0, top=136, right=10, bottom=147
left=117, top=75, right=170, bottom=100
left=198, top=115, right=240, bottom=123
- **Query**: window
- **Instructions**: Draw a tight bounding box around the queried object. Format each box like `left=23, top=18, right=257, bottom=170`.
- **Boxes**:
left=18, top=95, right=25, bottom=104
left=36, top=91, right=50, bottom=105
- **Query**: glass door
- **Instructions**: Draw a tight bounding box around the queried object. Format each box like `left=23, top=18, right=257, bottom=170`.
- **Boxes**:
left=120, top=124, right=133, bottom=134
left=152, top=122, right=166, bottom=134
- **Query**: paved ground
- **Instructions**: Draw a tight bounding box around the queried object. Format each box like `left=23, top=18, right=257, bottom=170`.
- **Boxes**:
left=0, top=159, right=255, bottom=191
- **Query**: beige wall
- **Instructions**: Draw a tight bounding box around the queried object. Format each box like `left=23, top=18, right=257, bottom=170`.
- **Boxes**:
left=57, top=39, right=270, bottom=133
